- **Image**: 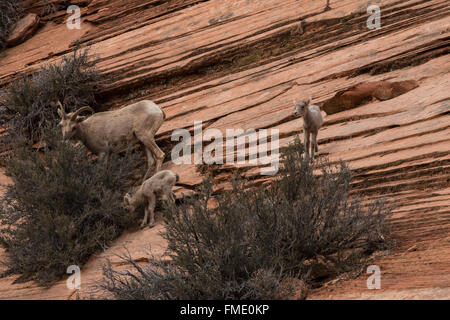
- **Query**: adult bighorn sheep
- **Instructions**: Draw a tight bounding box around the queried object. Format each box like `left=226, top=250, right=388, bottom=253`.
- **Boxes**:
left=293, top=97, right=324, bottom=161
left=56, top=100, right=166, bottom=181
left=124, top=170, right=179, bottom=227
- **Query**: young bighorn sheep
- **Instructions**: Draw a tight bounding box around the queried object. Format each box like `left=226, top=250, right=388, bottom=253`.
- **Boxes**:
left=293, top=98, right=324, bottom=161
left=56, top=100, right=166, bottom=181
left=123, top=170, right=179, bottom=227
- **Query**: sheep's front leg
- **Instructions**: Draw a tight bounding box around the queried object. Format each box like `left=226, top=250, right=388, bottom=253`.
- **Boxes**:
left=141, top=207, right=149, bottom=228
left=146, top=193, right=157, bottom=228
left=304, top=129, right=310, bottom=161
left=99, top=143, right=113, bottom=164
left=311, top=131, right=318, bottom=162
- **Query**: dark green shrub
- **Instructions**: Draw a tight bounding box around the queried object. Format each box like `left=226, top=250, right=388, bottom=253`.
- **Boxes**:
left=3, top=48, right=101, bottom=139
left=0, top=126, right=144, bottom=285
left=100, top=138, right=392, bottom=300
left=0, top=0, right=21, bottom=49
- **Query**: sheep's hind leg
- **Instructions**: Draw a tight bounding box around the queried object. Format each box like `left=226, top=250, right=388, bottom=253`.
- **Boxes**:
left=143, top=147, right=156, bottom=181
left=142, top=138, right=165, bottom=181
left=149, top=139, right=165, bottom=172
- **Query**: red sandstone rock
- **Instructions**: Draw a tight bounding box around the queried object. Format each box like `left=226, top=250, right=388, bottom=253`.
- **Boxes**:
left=0, top=0, right=449, bottom=300
left=322, top=80, right=420, bottom=115
left=6, top=13, right=40, bottom=47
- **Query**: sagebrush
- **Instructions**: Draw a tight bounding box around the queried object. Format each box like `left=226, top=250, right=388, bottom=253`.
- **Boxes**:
left=100, top=138, right=392, bottom=300
left=0, top=0, right=21, bottom=49
left=2, top=48, right=101, bottom=140
left=0, top=126, right=144, bottom=285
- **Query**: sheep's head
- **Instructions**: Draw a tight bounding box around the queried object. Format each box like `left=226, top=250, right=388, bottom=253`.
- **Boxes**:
left=293, top=98, right=312, bottom=117
left=123, top=193, right=137, bottom=212
left=55, top=102, right=94, bottom=140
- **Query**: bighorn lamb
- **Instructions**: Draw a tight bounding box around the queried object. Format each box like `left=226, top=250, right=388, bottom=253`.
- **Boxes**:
left=293, top=98, right=324, bottom=161
left=56, top=100, right=166, bottom=181
left=124, top=170, right=179, bottom=227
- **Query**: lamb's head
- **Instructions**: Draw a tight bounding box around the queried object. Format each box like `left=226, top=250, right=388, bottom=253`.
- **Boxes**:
left=123, top=191, right=138, bottom=212
left=293, top=98, right=312, bottom=117
left=55, top=102, right=94, bottom=140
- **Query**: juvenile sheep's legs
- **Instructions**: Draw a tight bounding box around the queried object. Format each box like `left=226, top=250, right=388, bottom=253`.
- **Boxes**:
left=311, top=131, right=318, bottom=161
left=304, top=130, right=310, bottom=160
left=164, top=187, right=175, bottom=202
left=141, top=193, right=156, bottom=228
left=141, top=208, right=149, bottom=228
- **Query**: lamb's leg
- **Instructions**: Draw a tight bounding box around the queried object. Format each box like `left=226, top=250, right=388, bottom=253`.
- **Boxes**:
left=141, top=207, right=149, bottom=228
left=147, top=193, right=157, bottom=227
left=163, top=185, right=176, bottom=202
left=304, top=130, right=310, bottom=161
left=311, top=131, right=318, bottom=161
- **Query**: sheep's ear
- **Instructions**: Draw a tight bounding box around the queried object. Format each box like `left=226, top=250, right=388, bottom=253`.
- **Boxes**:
left=306, top=97, right=312, bottom=105
left=76, top=116, right=86, bottom=122
left=293, top=99, right=297, bottom=105
left=124, top=195, right=130, bottom=204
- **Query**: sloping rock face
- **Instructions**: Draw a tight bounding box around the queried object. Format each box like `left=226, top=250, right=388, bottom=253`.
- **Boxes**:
left=0, top=0, right=449, bottom=299
left=5, top=13, right=40, bottom=47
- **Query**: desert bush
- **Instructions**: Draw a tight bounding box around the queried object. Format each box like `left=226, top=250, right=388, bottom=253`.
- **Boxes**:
left=101, top=250, right=291, bottom=300
left=100, top=137, right=392, bottom=300
left=0, top=126, right=144, bottom=285
left=0, top=0, right=21, bottom=48
left=2, top=48, right=101, bottom=139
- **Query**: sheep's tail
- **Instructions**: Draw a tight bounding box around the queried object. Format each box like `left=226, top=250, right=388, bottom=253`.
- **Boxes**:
left=175, top=173, right=180, bottom=182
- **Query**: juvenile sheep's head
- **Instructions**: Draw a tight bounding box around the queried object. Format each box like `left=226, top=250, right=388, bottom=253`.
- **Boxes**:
left=123, top=193, right=138, bottom=212
left=293, top=98, right=312, bottom=117
left=54, top=101, right=94, bottom=140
